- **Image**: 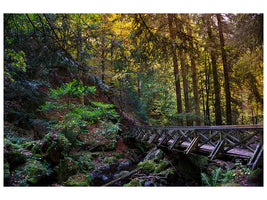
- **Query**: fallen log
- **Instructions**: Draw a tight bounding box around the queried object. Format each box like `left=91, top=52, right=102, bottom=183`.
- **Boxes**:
left=102, top=167, right=143, bottom=186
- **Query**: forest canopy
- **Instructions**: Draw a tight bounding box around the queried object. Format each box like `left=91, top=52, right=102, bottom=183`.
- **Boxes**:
left=4, top=13, right=263, bottom=128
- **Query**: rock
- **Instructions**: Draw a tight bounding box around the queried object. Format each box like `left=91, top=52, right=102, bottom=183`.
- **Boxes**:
left=40, top=133, right=70, bottom=164
left=117, top=161, right=130, bottom=171
left=137, top=160, right=156, bottom=174
left=144, top=180, right=157, bottom=186
left=144, top=149, right=163, bottom=162
left=102, top=175, right=109, bottom=182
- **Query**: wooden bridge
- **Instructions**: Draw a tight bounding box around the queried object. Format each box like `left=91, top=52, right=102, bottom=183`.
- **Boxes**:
left=128, top=125, right=263, bottom=170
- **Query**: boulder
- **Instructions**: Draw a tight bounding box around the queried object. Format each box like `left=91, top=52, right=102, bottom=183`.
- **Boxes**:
left=40, top=133, right=70, bottom=164
left=144, top=149, right=163, bottom=162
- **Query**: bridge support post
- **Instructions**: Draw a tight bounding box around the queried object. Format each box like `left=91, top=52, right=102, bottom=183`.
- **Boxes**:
left=185, top=136, right=199, bottom=155
left=208, top=139, right=225, bottom=160
left=148, top=130, right=159, bottom=144
left=248, top=144, right=263, bottom=170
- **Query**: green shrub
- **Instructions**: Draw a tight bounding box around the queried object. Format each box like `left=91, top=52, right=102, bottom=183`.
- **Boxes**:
left=39, top=79, right=120, bottom=150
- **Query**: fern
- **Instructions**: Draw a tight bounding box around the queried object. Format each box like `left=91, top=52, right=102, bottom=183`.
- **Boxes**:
left=211, top=167, right=221, bottom=186
left=201, top=167, right=222, bottom=186
left=201, top=172, right=212, bottom=186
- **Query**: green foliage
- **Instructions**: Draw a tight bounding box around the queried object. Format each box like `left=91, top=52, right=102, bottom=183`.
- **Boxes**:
left=49, top=79, right=96, bottom=99
left=137, top=160, right=156, bottom=173
left=12, top=158, right=53, bottom=186
left=4, top=49, right=27, bottom=81
left=201, top=167, right=222, bottom=186
left=155, top=160, right=168, bottom=173
left=40, top=79, right=120, bottom=149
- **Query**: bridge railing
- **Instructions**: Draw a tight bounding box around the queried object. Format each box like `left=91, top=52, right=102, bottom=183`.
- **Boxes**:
left=128, top=125, right=263, bottom=169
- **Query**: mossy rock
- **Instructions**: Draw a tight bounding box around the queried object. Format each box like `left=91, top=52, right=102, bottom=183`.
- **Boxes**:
left=41, top=133, right=70, bottom=164
left=144, top=149, right=163, bottom=162
left=137, top=160, right=156, bottom=174
left=65, top=173, right=93, bottom=186
left=124, top=178, right=142, bottom=186
left=114, top=170, right=130, bottom=179
left=155, top=160, right=169, bottom=173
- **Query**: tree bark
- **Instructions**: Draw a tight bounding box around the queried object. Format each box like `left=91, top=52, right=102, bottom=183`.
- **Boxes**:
left=216, top=14, right=232, bottom=125
left=205, top=14, right=222, bottom=125
left=179, top=50, right=192, bottom=126
left=205, top=53, right=211, bottom=126
left=186, top=15, right=201, bottom=126
left=168, top=14, right=183, bottom=126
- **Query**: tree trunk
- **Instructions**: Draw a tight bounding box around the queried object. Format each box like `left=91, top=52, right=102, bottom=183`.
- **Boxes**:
left=187, top=15, right=201, bottom=126
left=168, top=14, right=183, bottom=126
left=216, top=14, right=232, bottom=125
left=205, top=14, right=222, bottom=125
left=205, top=53, right=211, bottom=126
left=101, top=37, right=106, bottom=82
left=179, top=50, right=192, bottom=126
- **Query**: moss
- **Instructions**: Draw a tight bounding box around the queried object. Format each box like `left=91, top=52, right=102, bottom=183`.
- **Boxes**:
left=41, top=133, right=70, bottom=164
left=65, top=173, right=93, bottom=186
left=137, top=160, right=156, bottom=174
left=124, top=178, right=142, bottom=186
left=155, top=160, right=168, bottom=173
